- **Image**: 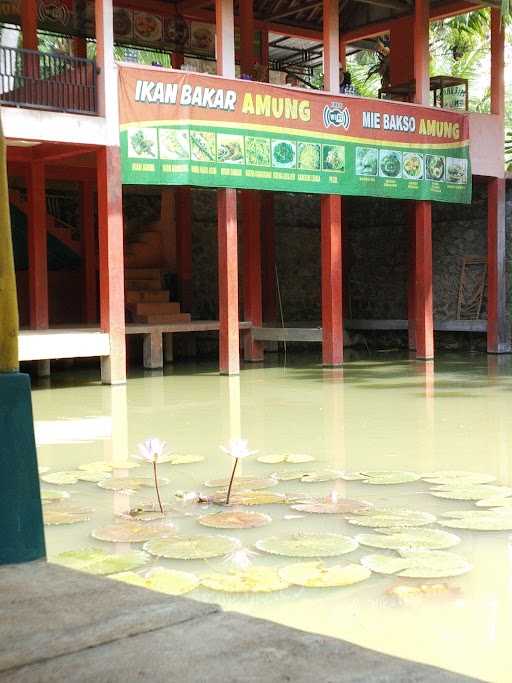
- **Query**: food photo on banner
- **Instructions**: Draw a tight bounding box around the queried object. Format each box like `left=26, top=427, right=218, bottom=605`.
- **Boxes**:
left=118, top=65, right=472, bottom=204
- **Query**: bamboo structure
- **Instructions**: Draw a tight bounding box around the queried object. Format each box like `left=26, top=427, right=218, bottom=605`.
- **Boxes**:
left=0, top=115, right=19, bottom=372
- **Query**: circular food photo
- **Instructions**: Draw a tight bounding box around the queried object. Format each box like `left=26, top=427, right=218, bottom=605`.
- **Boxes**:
left=271, top=140, right=296, bottom=168
left=134, top=11, right=162, bottom=42
left=379, top=150, right=402, bottom=178
left=426, top=155, right=445, bottom=181
left=402, top=152, right=423, bottom=180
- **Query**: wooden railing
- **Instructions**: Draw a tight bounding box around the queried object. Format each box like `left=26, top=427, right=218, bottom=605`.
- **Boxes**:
left=0, top=46, right=98, bottom=115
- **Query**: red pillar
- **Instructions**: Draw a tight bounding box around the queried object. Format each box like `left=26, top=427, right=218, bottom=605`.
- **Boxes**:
left=81, top=180, right=97, bottom=324
left=487, top=178, right=508, bottom=353
left=27, top=159, right=48, bottom=330
left=218, top=189, right=240, bottom=375
left=242, top=191, right=263, bottom=361
left=97, top=147, right=126, bottom=384
left=21, top=0, right=38, bottom=50
left=415, top=201, right=433, bottom=360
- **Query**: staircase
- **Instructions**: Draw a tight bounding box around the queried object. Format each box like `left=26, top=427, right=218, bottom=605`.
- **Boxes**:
left=125, top=228, right=190, bottom=324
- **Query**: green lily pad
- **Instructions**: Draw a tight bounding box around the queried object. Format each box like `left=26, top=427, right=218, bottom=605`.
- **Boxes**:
left=257, top=453, right=315, bottom=465
left=204, top=476, right=277, bottom=490
left=41, top=489, right=70, bottom=503
left=41, top=471, right=82, bottom=485
left=475, top=495, right=512, bottom=508
left=54, top=548, right=150, bottom=575
left=110, top=567, right=199, bottom=595
left=272, top=470, right=309, bottom=482
left=300, top=470, right=342, bottom=483
left=170, top=455, right=205, bottom=465
left=291, top=497, right=372, bottom=515
left=422, top=471, right=496, bottom=485
left=362, top=550, right=472, bottom=578
left=79, top=460, right=141, bottom=472
left=76, top=472, right=112, bottom=483
left=211, top=490, right=286, bottom=506
left=279, top=561, right=371, bottom=588
left=117, top=503, right=173, bottom=521
left=339, top=472, right=368, bottom=481
left=438, top=509, right=512, bottom=531
left=430, top=484, right=512, bottom=501
left=347, top=508, right=436, bottom=528
left=356, top=528, right=460, bottom=551
left=255, top=533, right=358, bottom=558
left=361, top=470, right=420, bottom=485
left=91, top=521, right=175, bottom=543
left=143, top=535, right=240, bottom=560
left=201, top=567, right=289, bottom=593
left=98, top=477, right=168, bottom=492
left=198, top=511, right=271, bottom=529
left=43, top=504, right=93, bottom=526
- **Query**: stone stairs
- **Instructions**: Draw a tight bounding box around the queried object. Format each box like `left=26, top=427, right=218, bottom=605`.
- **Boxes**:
left=125, top=267, right=191, bottom=325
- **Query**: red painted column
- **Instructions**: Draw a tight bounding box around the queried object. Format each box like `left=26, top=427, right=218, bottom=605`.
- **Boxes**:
left=218, top=189, right=240, bottom=375
left=413, top=0, right=433, bottom=361
left=261, top=192, right=277, bottom=324
left=21, top=0, right=38, bottom=50
left=81, top=180, right=97, bottom=324
left=415, top=201, right=433, bottom=360
left=216, top=0, right=239, bottom=375
left=242, top=191, right=263, bottom=361
left=97, top=147, right=126, bottom=384
left=27, top=159, right=48, bottom=330
left=322, top=0, right=343, bottom=367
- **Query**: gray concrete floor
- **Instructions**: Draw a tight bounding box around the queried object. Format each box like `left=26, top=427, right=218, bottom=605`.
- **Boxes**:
left=0, top=561, right=481, bottom=682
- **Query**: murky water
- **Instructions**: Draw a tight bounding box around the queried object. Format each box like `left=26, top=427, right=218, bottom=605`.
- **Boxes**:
left=34, top=352, right=512, bottom=682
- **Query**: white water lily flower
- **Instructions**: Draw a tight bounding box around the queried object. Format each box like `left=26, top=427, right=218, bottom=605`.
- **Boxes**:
left=220, top=438, right=257, bottom=459
left=134, top=437, right=169, bottom=464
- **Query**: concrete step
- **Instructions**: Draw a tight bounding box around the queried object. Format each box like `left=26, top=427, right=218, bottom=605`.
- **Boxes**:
left=136, top=313, right=192, bottom=324
left=125, top=290, right=170, bottom=304
left=125, top=269, right=162, bottom=281
left=125, top=279, right=163, bottom=291
left=130, top=302, right=181, bottom=316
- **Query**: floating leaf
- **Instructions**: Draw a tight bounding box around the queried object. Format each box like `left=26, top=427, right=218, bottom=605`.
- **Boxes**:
left=300, top=470, right=342, bottom=483
left=422, top=471, right=496, bottom=485
left=43, top=504, right=93, bottom=526
left=98, top=477, right=167, bottom=492
left=41, top=471, right=82, bottom=485
left=204, top=476, right=277, bottom=490
left=201, top=567, right=289, bottom=593
left=79, top=461, right=141, bottom=473
left=430, top=484, right=512, bottom=501
left=76, top=472, right=112, bottom=483
left=54, top=547, right=150, bottom=575
left=272, top=470, right=308, bottom=482
left=257, top=453, right=315, bottom=465
left=198, top=511, right=271, bottom=529
left=291, top=497, right=372, bottom=515
left=110, top=567, right=199, bottom=595
left=476, top=495, right=512, bottom=508
left=347, top=508, right=436, bottom=528
left=361, top=470, right=420, bottom=485
left=144, top=535, right=239, bottom=560
left=91, top=521, right=174, bottom=543
left=356, top=528, right=460, bottom=551
left=256, top=533, right=358, bottom=558
left=170, top=455, right=205, bottom=465
left=339, top=472, right=367, bottom=481
left=211, top=490, right=286, bottom=506
left=438, top=509, right=512, bottom=531
left=41, top=489, right=70, bottom=503
left=117, top=503, right=173, bottom=521
left=279, top=561, right=371, bottom=588
left=362, top=550, right=471, bottom=578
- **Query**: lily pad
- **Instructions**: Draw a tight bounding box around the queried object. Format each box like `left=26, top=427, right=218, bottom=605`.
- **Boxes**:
left=76, top=472, right=112, bottom=483
left=117, top=503, right=173, bottom=521
left=110, top=567, right=199, bottom=595
left=279, top=561, right=371, bottom=588
left=356, top=528, right=460, bottom=551
left=211, top=490, right=286, bottom=506
left=91, top=521, right=175, bottom=543
left=41, top=489, right=70, bottom=503
left=362, top=550, right=472, bottom=578
left=201, top=567, right=289, bottom=593
left=41, top=471, right=82, bottom=485
left=422, top=471, right=496, bottom=485
left=430, top=484, right=512, bottom=501
left=291, top=498, right=372, bottom=515
left=204, top=476, right=277, bottom=490
left=360, top=470, right=420, bottom=485
left=98, top=477, right=167, bottom=492
left=475, top=495, right=512, bottom=508
left=43, top=504, right=93, bottom=526
left=143, top=535, right=239, bottom=560
left=54, top=547, right=150, bottom=575
left=255, top=533, right=358, bottom=558
left=347, top=508, right=436, bottom=528
left=438, top=509, right=512, bottom=531
left=257, top=453, right=315, bottom=465
left=198, top=511, right=271, bottom=529
left=339, top=472, right=368, bottom=481
left=79, top=461, right=141, bottom=473
left=170, top=455, right=205, bottom=465
left=300, top=470, right=342, bottom=483
left=272, top=470, right=308, bottom=482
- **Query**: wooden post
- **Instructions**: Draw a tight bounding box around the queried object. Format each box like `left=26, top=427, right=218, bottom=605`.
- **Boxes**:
left=216, top=0, right=239, bottom=375
left=414, top=201, right=433, bottom=360
left=27, top=159, right=48, bottom=331
left=81, top=180, right=97, bottom=324
left=322, top=0, right=343, bottom=367
left=242, top=191, right=263, bottom=361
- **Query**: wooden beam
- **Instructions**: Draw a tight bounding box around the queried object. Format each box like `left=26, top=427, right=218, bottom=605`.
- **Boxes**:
left=414, top=201, right=433, bottom=360
left=354, top=0, right=411, bottom=11
left=268, top=1, right=323, bottom=21
left=33, top=144, right=97, bottom=163
left=27, top=159, right=48, bottom=331
left=487, top=178, right=509, bottom=353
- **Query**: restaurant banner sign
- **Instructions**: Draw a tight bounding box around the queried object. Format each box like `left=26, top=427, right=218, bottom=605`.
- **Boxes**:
left=119, top=66, right=472, bottom=204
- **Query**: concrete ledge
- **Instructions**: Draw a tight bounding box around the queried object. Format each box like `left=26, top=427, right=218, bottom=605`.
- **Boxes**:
left=0, top=561, right=480, bottom=683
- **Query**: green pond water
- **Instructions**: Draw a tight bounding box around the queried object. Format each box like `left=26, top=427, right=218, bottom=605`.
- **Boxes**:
left=35, top=352, right=512, bottom=682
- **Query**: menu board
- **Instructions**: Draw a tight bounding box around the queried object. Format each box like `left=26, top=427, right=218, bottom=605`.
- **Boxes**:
left=118, top=66, right=472, bottom=204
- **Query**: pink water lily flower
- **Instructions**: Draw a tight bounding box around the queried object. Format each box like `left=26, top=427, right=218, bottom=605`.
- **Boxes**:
left=220, top=438, right=257, bottom=459
left=134, top=437, right=168, bottom=464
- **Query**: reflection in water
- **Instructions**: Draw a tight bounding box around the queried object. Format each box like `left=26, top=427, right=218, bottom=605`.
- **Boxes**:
left=35, top=353, right=512, bottom=683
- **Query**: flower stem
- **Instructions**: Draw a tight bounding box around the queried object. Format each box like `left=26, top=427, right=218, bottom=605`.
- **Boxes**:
left=153, top=462, right=164, bottom=514
left=226, top=457, right=239, bottom=505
